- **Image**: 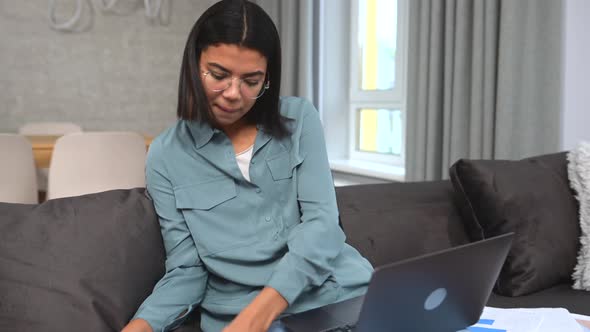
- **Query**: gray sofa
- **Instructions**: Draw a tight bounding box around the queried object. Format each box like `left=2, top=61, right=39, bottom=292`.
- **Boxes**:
left=336, top=152, right=590, bottom=316
left=337, top=180, right=589, bottom=316
left=1, top=152, right=588, bottom=332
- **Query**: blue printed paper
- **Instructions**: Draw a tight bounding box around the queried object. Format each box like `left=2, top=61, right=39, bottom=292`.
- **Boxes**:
left=468, top=307, right=585, bottom=332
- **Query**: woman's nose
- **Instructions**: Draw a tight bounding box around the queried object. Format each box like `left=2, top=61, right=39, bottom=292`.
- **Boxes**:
left=222, top=78, right=241, bottom=99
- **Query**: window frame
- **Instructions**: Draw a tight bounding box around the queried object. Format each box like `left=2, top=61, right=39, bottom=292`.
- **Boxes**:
left=348, top=0, right=409, bottom=168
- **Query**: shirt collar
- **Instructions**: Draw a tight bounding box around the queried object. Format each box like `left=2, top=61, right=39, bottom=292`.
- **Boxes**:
left=186, top=120, right=276, bottom=150
left=185, top=120, right=221, bottom=149
left=185, top=113, right=295, bottom=151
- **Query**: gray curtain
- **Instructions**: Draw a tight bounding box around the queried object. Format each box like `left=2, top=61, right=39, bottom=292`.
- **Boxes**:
left=406, top=0, right=563, bottom=181
left=254, top=0, right=320, bottom=106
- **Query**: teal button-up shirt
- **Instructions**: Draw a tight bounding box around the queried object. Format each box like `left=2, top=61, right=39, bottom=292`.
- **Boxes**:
left=133, top=97, right=373, bottom=332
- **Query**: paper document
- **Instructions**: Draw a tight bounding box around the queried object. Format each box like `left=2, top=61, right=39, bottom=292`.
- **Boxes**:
left=464, top=307, right=584, bottom=332
left=466, top=307, right=543, bottom=332
left=572, top=313, right=590, bottom=332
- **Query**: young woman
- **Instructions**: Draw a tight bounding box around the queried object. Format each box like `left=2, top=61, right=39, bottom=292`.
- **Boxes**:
left=122, top=1, right=372, bottom=331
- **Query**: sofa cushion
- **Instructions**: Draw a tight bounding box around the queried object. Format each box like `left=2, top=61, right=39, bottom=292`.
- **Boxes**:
left=450, top=152, right=580, bottom=296
left=0, top=189, right=165, bottom=332
left=336, top=181, right=470, bottom=267
left=488, top=283, right=590, bottom=316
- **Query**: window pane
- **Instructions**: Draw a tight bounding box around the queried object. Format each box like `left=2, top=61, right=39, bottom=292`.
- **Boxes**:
left=357, top=108, right=402, bottom=155
left=358, top=0, right=398, bottom=91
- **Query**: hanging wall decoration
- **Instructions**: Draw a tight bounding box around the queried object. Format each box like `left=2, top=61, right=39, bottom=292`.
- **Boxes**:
left=48, top=0, right=170, bottom=32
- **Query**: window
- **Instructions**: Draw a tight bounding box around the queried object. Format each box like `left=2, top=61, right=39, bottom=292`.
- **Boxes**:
left=349, top=0, right=407, bottom=167
left=319, top=0, right=408, bottom=182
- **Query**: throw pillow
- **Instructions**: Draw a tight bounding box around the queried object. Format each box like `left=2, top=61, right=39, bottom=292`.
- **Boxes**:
left=450, top=152, right=580, bottom=296
left=0, top=188, right=165, bottom=332
left=568, top=142, right=590, bottom=291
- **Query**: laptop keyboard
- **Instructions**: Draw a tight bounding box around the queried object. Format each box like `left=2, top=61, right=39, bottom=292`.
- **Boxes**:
left=322, top=324, right=356, bottom=332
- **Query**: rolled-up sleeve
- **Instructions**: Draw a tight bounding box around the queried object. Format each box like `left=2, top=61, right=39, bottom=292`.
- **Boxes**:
left=266, top=100, right=345, bottom=304
left=133, top=140, right=208, bottom=332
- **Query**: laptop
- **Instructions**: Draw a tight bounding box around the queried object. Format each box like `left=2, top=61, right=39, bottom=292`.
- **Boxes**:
left=280, top=233, right=514, bottom=332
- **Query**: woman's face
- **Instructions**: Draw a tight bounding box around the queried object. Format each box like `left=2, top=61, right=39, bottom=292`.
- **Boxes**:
left=199, top=44, right=268, bottom=132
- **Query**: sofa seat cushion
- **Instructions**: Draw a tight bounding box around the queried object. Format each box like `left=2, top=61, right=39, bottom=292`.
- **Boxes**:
left=488, top=283, right=590, bottom=316
left=336, top=181, right=470, bottom=267
left=450, top=152, right=580, bottom=297
left=0, top=189, right=165, bottom=332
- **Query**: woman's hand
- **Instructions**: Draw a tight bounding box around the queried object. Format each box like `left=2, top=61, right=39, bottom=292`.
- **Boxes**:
left=222, top=287, right=288, bottom=332
left=120, top=318, right=153, bottom=332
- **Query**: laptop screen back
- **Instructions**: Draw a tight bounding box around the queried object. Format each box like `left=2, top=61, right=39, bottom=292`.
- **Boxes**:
left=355, top=233, right=513, bottom=332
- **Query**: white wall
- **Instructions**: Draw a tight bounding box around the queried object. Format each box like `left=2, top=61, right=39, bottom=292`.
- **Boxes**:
left=561, top=0, right=590, bottom=150
left=0, top=1, right=216, bottom=135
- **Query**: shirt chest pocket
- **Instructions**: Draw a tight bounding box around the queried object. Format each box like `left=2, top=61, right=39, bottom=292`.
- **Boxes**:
left=265, top=152, right=304, bottom=221
left=174, top=177, right=258, bottom=256
left=175, top=177, right=236, bottom=210
left=266, top=151, right=304, bottom=181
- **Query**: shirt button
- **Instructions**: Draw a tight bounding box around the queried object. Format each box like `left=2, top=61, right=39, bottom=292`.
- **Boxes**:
left=265, top=216, right=271, bottom=222
left=255, top=188, right=261, bottom=193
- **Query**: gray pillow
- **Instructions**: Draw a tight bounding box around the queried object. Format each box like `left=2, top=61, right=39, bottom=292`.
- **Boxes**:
left=450, top=152, right=580, bottom=296
left=0, top=189, right=165, bottom=332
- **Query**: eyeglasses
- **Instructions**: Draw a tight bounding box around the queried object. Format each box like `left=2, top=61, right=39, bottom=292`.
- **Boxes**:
left=201, top=70, right=270, bottom=100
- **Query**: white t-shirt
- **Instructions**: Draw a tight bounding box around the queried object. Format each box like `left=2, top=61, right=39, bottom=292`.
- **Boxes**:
left=235, top=145, right=254, bottom=181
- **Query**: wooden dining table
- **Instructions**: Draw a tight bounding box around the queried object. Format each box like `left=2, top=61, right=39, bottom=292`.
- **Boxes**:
left=26, top=135, right=153, bottom=169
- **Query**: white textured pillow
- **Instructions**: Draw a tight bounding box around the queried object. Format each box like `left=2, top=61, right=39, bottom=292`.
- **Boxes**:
left=569, top=141, right=590, bottom=290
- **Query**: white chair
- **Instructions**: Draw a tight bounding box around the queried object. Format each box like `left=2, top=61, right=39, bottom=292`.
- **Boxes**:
left=18, top=122, right=82, bottom=136
left=18, top=122, right=83, bottom=192
left=0, top=134, right=38, bottom=204
left=47, top=132, right=147, bottom=200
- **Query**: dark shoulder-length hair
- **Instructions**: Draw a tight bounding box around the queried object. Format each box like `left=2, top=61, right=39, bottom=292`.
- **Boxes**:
left=177, top=0, right=289, bottom=138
